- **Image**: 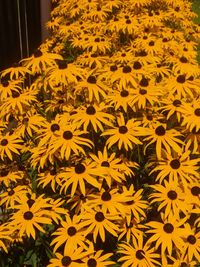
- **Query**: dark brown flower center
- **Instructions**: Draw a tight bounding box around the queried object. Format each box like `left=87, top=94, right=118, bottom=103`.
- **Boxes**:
left=119, top=125, right=128, bottom=134
left=1, top=139, right=8, bottom=146
left=163, top=223, right=174, bottom=233
left=23, top=211, right=33, bottom=220
left=94, top=37, right=100, bottom=42
left=101, top=192, right=112, bottom=201
left=2, top=80, right=9, bottom=87
left=67, top=226, right=77, bottom=236
left=180, top=56, right=188, bottom=63
left=170, top=159, right=181, bottom=169
left=139, top=78, right=149, bottom=87
left=33, top=49, right=42, bottom=57
left=27, top=199, right=35, bottom=208
left=50, top=169, right=57, bottom=175
left=61, top=256, right=72, bottom=266
left=191, top=186, right=200, bottom=196
left=126, top=19, right=131, bottom=24
left=110, top=65, right=118, bottom=72
left=194, top=108, right=200, bottom=116
left=86, top=106, right=96, bottom=115
left=176, top=75, right=185, bottom=84
left=57, top=60, right=68, bottom=69
left=167, top=190, right=177, bottom=200
left=139, top=89, right=147, bottom=95
left=175, top=7, right=180, bottom=12
left=0, top=169, right=9, bottom=177
left=123, top=65, right=132, bottom=73
left=87, top=76, right=96, bottom=84
left=120, top=90, right=129, bottom=97
left=87, top=258, right=97, bottom=267
left=75, top=163, right=86, bottom=174
left=133, top=61, right=142, bottom=70
left=8, top=189, right=15, bottom=196
left=155, top=125, right=165, bottom=136
left=12, top=91, right=20, bottom=98
left=63, top=131, right=73, bottom=140
left=101, top=161, right=110, bottom=167
left=173, top=99, right=181, bottom=107
left=147, top=115, right=153, bottom=121
left=149, top=41, right=155, bottom=46
left=58, top=99, right=64, bottom=104
left=50, top=123, right=60, bottom=132
left=187, top=235, right=196, bottom=244
left=95, top=212, right=105, bottom=222
left=136, top=250, right=145, bottom=260
left=162, top=38, right=168, bottom=42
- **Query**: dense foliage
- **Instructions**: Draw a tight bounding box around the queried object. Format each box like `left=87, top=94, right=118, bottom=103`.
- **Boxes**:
left=0, top=0, right=200, bottom=266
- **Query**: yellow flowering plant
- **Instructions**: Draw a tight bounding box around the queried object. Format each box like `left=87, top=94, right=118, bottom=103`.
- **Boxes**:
left=0, top=0, right=199, bottom=266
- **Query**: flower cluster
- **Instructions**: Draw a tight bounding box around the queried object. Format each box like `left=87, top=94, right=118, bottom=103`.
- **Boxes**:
left=0, top=0, right=200, bottom=266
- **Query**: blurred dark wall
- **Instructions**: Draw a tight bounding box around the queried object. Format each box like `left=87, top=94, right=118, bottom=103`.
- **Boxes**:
left=0, top=0, right=41, bottom=71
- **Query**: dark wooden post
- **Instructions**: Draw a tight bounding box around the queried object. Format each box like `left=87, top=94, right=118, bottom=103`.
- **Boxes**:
left=40, top=0, right=51, bottom=41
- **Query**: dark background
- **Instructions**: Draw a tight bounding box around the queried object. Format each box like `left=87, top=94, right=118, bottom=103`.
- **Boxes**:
left=0, top=0, right=41, bottom=71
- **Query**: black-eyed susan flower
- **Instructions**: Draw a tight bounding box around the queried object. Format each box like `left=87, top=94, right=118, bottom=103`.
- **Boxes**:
left=118, top=233, right=161, bottom=267
left=57, top=159, right=102, bottom=196
left=51, top=214, right=88, bottom=253
left=9, top=201, right=52, bottom=239
left=0, top=133, right=23, bottom=161
left=71, top=103, right=115, bottom=133
left=149, top=150, right=200, bottom=185
left=179, top=100, right=200, bottom=132
left=47, top=247, right=89, bottom=267
left=144, top=123, right=183, bottom=159
left=81, top=207, right=119, bottom=242
left=21, top=49, right=63, bottom=74
left=146, top=213, right=187, bottom=256
left=181, top=223, right=200, bottom=262
left=75, top=72, right=109, bottom=103
left=150, top=180, right=188, bottom=218
left=0, top=185, right=28, bottom=209
left=101, top=113, right=143, bottom=151
left=47, top=124, right=93, bottom=160
left=89, top=147, right=134, bottom=187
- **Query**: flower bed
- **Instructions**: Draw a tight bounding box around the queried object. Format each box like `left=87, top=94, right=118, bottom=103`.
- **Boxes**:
left=0, top=0, right=200, bottom=266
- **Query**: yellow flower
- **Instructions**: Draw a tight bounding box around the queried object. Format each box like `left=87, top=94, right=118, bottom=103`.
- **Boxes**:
left=51, top=214, right=88, bottom=253
left=89, top=147, right=134, bottom=187
left=179, top=100, right=200, bottom=132
left=144, top=123, right=183, bottom=159
left=81, top=208, right=119, bottom=242
left=150, top=180, right=188, bottom=218
left=101, top=113, right=143, bottom=151
left=80, top=249, right=115, bottom=267
left=149, top=150, right=200, bottom=185
left=0, top=224, right=12, bottom=253
left=71, top=103, right=115, bottom=133
left=57, top=160, right=101, bottom=196
left=47, top=247, right=90, bottom=267
left=0, top=185, right=28, bottom=209
left=46, top=60, right=85, bottom=86
left=118, top=233, right=161, bottom=267
left=0, top=79, right=22, bottom=101
left=0, top=62, right=30, bottom=80
left=47, top=125, right=93, bottom=160
left=75, top=72, right=109, bottom=102
left=0, top=133, right=23, bottom=161
left=20, top=49, right=63, bottom=74
left=146, top=213, right=188, bottom=255
left=181, top=223, right=200, bottom=262
left=88, top=188, right=134, bottom=216
left=9, top=201, right=52, bottom=239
